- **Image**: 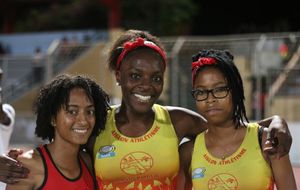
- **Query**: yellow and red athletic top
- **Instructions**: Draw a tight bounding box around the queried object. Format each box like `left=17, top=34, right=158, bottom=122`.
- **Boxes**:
left=191, top=123, right=274, bottom=190
left=94, top=104, right=179, bottom=190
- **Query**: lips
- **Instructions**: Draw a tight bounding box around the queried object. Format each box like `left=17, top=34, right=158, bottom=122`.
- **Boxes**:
left=206, top=108, right=222, bottom=115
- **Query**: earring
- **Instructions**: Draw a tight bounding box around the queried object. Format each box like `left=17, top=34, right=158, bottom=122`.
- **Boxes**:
left=51, top=120, right=56, bottom=126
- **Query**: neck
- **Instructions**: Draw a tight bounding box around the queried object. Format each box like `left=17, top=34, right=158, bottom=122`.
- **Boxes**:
left=205, top=120, right=244, bottom=160
left=117, top=103, right=155, bottom=123
left=47, top=140, right=80, bottom=168
left=207, top=120, right=237, bottom=139
left=115, top=104, right=155, bottom=137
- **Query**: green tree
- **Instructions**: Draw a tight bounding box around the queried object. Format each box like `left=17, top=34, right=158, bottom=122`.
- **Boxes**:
left=122, top=0, right=197, bottom=35
left=14, top=0, right=107, bottom=32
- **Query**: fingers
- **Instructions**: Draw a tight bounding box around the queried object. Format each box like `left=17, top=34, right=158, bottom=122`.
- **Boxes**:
left=0, top=155, right=29, bottom=184
left=0, top=154, right=21, bottom=167
left=263, top=128, right=279, bottom=158
left=7, top=149, right=23, bottom=160
left=264, top=122, right=291, bottom=159
left=264, top=136, right=287, bottom=159
left=0, top=175, right=20, bottom=184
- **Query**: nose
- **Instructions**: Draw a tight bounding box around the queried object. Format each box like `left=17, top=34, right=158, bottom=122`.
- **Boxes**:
left=206, top=91, right=216, bottom=103
left=77, top=111, right=88, bottom=125
left=138, top=77, right=152, bottom=89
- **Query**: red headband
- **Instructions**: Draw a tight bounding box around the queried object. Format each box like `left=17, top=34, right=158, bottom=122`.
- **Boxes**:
left=116, top=37, right=167, bottom=71
left=192, top=57, right=216, bottom=86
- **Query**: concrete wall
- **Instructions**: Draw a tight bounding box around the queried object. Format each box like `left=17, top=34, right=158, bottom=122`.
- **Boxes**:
left=267, top=96, right=300, bottom=121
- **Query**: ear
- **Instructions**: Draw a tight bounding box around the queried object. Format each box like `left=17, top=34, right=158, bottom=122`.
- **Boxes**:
left=115, top=70, right=121, bottom=85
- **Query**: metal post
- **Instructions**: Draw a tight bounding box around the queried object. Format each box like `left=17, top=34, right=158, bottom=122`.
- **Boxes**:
left=254, top=35, right=266, bottom=120
left=170, top=37, right=185, bottom=106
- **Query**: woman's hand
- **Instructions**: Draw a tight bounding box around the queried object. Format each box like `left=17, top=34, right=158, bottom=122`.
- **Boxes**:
left=0, top=149, right=29, bottom=184
left=261, top=115, right=292, bottom=158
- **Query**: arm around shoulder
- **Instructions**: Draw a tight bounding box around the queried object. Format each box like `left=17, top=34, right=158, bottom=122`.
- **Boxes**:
left=258, top=115, right=292, bottom=158
left=6, top=149, right=43, bottom=190
left=166, top=106, right=207, bottom=141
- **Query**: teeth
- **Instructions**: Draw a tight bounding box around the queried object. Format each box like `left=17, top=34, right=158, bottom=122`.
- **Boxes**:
left=134, top=94, right=151, bottom=102
left=73, top=129, right=88, bottom=134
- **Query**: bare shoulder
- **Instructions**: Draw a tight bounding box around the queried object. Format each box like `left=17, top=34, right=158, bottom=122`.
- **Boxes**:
left=165, top=106, right=206, bottom=123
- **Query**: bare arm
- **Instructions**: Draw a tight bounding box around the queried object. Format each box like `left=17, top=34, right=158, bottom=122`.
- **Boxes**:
left=261, top=129, right=296, bottom=189
left=166, top=106, right=207, bottom=142
left=270, top=155, right=296, bottom=190
left=176, top=140, right=194, bottom=190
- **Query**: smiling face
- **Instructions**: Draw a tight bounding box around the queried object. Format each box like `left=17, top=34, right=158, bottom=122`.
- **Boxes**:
left=193, top=67, right=233, bottom=125
left=116, top=48, right=165, bottom=114
left=53, top=88, right=96, bottom=145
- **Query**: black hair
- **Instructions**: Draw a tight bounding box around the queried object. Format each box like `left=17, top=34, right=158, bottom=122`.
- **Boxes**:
left=34, top=74, right=110, bottom=141
left=108, top=29, right=165, bottom=72
left=192, top=49, right=249, bottom=128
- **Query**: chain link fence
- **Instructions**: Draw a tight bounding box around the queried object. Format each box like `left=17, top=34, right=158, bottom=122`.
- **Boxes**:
left=160, top=32, right=300, bottom=122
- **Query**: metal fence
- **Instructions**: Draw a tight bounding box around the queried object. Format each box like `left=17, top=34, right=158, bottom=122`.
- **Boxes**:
left=1, top=32, right=300, bottom=121
left=160, top=32, right=300, bottom=121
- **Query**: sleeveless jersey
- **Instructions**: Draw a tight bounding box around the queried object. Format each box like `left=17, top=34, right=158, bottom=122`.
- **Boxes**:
left=94, top=104, right=179, bottom=190
left=36, top=145, right=96, bottom=190
left=191, top=123, right=274, bottom=190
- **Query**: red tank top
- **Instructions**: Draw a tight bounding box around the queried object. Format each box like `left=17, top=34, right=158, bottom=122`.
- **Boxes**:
left=36, top=145, right=96, bottom=190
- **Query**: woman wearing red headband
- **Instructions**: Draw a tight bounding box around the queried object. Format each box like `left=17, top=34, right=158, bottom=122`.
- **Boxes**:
left=176, top=49, right=296, bottom=190
left=91, top=30, right=291, bottom=190
left=0, top=30, right=293, bottom=190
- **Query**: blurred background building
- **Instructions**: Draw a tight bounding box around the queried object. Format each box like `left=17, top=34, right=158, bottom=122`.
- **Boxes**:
left=0, top=0, right=299, bottom=184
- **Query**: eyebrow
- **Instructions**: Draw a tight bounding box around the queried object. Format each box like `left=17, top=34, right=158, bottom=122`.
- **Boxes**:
left=195, top=82, right=227, bottom=88
left=66, top=104, right=95, bottom=108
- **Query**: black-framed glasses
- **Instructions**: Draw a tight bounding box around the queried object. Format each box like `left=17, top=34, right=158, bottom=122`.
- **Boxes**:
left=191, top=86, right=230, bottom=101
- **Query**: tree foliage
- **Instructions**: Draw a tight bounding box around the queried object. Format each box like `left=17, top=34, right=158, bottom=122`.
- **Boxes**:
left=4, top=0, right=197, bottom=35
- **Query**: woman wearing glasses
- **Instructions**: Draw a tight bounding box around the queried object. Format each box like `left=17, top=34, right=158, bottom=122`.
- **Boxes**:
left=176, top=49, right=296, bottom=190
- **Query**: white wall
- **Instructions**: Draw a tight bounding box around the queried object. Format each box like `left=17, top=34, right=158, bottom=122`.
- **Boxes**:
left=289, top=122, right=300, bottom=166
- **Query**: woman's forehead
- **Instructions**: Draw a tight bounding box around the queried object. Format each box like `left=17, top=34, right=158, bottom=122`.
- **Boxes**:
left=121, top=50, right=165, bottom=71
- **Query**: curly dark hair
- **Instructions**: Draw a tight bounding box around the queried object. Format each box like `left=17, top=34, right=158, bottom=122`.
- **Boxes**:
left=108, top=29, right=166, bottom=72
left=34, top=74, right=110, bottom=142
left=192, top=49, right=249, bottom=128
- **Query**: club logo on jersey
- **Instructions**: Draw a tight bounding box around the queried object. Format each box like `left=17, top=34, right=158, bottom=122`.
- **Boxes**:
left=98, top=145, right=116, bottom=158
left=120, top=151, right=153, bottom=175
left=192, top=167, right=206, bottom=179
left=208, top=173, right=238, bottom=190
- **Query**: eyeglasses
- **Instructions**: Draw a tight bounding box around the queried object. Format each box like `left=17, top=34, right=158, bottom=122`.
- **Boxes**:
left=191, top=86, right=230, bottom=101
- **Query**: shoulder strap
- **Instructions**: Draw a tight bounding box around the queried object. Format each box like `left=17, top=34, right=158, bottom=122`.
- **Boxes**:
left=258, top=126, right=264, bottom=150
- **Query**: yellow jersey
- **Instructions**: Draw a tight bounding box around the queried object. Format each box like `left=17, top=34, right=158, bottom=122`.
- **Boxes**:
left=191, top=123, right=274, bottom=190
left=94, top=104, right=179, bottom=190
